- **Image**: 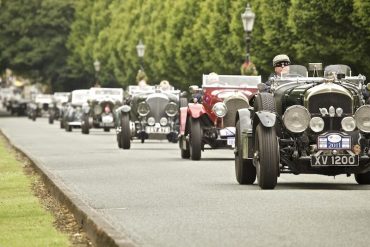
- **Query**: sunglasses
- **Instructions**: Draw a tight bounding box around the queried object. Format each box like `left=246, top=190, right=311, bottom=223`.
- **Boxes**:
left=275, top=62, right=290, bottom=67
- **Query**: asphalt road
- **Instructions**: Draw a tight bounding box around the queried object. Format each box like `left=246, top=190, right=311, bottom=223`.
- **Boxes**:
left=1, top=110, right=370, bottom=247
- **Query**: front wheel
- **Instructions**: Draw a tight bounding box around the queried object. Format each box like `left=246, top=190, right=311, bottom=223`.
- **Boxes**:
left=235, top=120, right=256, bottom=184
left=121, top=113, right=131, bottom=149
left=355, top=172, right=370, bottom=184
left=189, top=118, right=202, bottom=160
left=81, top=115, right=90, bottom=134
left=49, top=112, right=54, bottom=124
left=180, top=135, right=190, bottom=159
left=254, top=124, right=279, bottom=189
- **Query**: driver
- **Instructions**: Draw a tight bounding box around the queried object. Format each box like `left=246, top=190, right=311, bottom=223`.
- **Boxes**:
left=266, top=54, right=291, bottom=86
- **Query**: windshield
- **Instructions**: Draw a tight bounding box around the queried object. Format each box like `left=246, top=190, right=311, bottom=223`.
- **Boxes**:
left=324, top=64, right=351, bottom=77
left=202, top=74, right=260, bottom=88
left=90, top=88, right=123, bottom=102
left=71, top=90, right=89, bottom=104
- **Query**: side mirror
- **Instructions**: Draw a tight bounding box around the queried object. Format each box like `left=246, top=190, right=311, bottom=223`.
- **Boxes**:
left=189, top=85, right=199, bottom=94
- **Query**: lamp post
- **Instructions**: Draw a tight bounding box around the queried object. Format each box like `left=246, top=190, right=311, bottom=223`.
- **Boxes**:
left=93, top=60, right=101, bottom=87
left=136, top=40, right=145, bottom=71
left=241, top=3, right=255, bottom=64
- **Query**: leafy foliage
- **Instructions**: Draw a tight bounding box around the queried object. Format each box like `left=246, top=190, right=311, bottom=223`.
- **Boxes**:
left=0, top=0, right=369, bottom=91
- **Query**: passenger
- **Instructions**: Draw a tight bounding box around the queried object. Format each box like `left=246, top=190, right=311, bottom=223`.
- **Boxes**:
left=159, top=80, right=171, bottom=91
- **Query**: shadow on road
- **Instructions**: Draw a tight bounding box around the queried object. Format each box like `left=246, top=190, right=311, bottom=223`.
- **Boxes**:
left=276, top=182, right=370, bottom=190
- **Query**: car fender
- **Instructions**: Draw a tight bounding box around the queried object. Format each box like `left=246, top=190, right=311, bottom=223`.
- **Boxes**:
left=236, top=108, right=253, bottom=159
left=116, top=105, right=131, bottom=113
left=187, top=103, right=206, bottom=119
left=179, top=107, right=188, bottom=135
left=255, top=111, right=276, bottom=127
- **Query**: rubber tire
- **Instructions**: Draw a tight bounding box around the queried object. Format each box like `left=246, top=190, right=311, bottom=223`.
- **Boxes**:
left=189, top=118, right=202, bottom=160
left=49, top=112, right=54, bottom=124
left=104, top=127, right=110, bottom=132
left=121, top=113, right=131, bottom=149
left=65, top=123, right=72, bottom=132
left=81, top=115, right=90, bottom=134
left=60, top=118, right=65, bottom=129
left=254, top=93, right=276, bottom=112
left=255, top=124, right=279, bottom=189
left=180, top=136, right=190, bottom=159
left=32, top=111, right=37, bottom=121
left=355, top=172, right=370, bottom=184
left=117, top=132, right=122, bottom=148
left=235, top=120, right=256, bottom=184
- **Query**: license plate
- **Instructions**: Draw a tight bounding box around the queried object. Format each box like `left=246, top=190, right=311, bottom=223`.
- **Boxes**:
left=317, top=133, right=351, bottom=150
left=311, top=154, right=359, bottom=166
left=145, top=126, right=170, bottom=134
left=227, top=137, right=235, bottom=147
left=102, top=115, right=113, bottom=123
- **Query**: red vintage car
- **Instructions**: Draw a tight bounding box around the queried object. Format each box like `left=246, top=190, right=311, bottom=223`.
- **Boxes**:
left=179, top=73, right=260, bottom=160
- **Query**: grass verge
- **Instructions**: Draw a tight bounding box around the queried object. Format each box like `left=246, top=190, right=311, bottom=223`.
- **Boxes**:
left=0, top=134, right=91, bottom=247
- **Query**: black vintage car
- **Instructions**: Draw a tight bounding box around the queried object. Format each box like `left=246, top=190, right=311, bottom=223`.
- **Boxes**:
left=63, top=89, right=89, bottom=132
left=48, top=92, right=70, bottom=124
left=235, top=64, right=370, bottom=189
left=116, top=84, right=181, bottom=149
left=80, top=87, right=124, bottom=134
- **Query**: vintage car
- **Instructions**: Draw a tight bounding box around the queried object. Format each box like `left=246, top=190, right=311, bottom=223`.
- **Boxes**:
left=63, top=89, right=89, bottom=132
left=1, top=87, right=15, bottom=111
left=28, top=94, right=53, bottom=121
left=116, top=84, right=181, bottom=149
left=48, top=92, right=70, bottom=124
left=235, top=64, right=370, bottom=189
left=179, top=74, right=260, bottom=160
left=8, top=89, right=28, bottom=116
left=80, top=87, right=124, bottom=134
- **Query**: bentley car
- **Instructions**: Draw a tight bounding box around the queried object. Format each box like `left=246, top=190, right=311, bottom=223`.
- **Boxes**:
left=116, top=84, right=181, bottom=149
left=48, top=92, right=70, bottom=124
left=28, top=94, right=53, bottom=121
left=179, top=73, right=260, bottom=160
left=63, top=89, right=89, bottom=132
left=81, top=87, right=124, bottom=134
left=235, top=64, right=370, bottom=189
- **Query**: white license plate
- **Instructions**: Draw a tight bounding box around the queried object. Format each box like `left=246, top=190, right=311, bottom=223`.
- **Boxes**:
left=145, top=126, right=170, bottom=133
left=227, top=137, right=235, bottom=147
left=102, top=115, right=113, bottom=123
left=318, top=133, right=351, bottom=150
left=311, top=155, right=359, bottom=166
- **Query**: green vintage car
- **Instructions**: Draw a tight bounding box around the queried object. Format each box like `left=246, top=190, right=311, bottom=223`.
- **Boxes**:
left=235, top=64, right=370, bottom=189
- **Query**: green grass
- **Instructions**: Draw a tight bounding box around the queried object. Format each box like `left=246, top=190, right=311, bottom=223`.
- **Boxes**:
left=0, top=136, right=69, bottom=247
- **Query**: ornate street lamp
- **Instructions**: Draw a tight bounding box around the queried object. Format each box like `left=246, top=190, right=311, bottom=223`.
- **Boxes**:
left=93, top=60, right=101, bottom=87
left=136, top=40, right=145, bottom=71
left=241, top=4, right=255, bottom=63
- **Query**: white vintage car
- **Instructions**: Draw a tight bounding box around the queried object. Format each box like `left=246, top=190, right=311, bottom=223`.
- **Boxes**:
left=63, top=89, right=89, bottom=132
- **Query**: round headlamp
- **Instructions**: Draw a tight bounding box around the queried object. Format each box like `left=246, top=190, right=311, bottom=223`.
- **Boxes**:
left=160, top=117, right=168, bottom=126
left=309, top=117, right=324, bottom=132
left=94, top=104, right=102, bottom=115
left=165, top=102, right=178, bottom=117
left=212, top=102, right=227, bottom=117
left=283, top=105, right=310, bottom=133
left=341, top=117, right=356, bottom=131
left=137, top=102, right=150, bottom=116
left=147, top=117, right=155, bottom=126
left=355, top=105, right=370, bottom=132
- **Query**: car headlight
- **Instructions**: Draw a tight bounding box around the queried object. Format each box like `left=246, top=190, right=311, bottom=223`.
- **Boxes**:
left=341, top=117, right=356, bottom=131
left=212, top=102, right=227, bottom=117
left=309, top=117, right=324, bottom=132
left=160, top=117, right=168, bottom=126
left=137, top=102, right=150, bottom=116
left=283, top=105, right=310, bottom=133
left=94, top=105, right=102, bottom=115
left=147, top=117, right=155, bottom=126
left=165, top=102, right=178, bottom=117
left=354, top=105, right=370, bottom=132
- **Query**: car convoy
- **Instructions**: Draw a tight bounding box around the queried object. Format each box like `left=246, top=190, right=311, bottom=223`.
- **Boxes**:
left=1, top=64, right=370, bottom=189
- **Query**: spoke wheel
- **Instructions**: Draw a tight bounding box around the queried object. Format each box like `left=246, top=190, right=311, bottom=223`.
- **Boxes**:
left=255, top=124, right=278, bottom=189
left=189, top=118, right=202, bottom=160
left=121, top=113, right=131, bottom=149
left=235, top=120, right=256, bottom=184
